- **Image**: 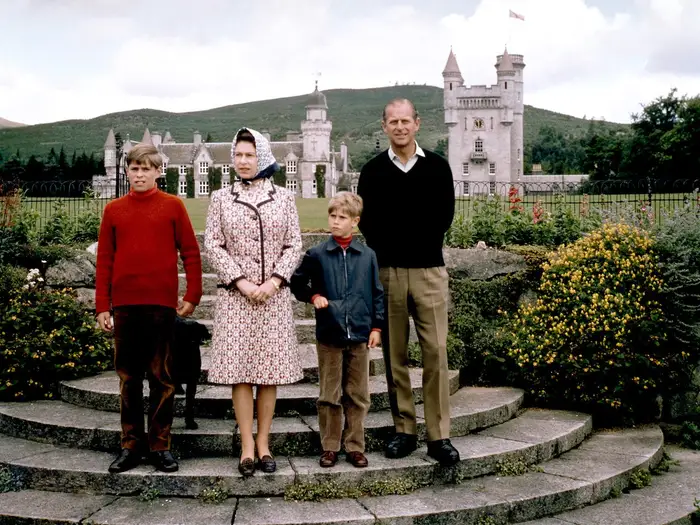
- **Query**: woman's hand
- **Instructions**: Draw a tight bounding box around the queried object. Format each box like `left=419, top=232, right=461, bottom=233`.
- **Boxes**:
left=236, top=279, right=259, bottom=298
left=250, top=278, right=281, bottom=303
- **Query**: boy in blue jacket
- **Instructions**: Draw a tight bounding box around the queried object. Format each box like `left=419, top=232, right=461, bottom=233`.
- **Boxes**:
left=291, top=192, right=384, bottom=468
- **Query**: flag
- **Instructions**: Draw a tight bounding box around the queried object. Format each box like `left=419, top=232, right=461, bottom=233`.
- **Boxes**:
left=509, top=9, right=525, bottom=21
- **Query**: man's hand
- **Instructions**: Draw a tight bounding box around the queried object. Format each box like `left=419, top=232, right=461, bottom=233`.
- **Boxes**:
left=177, top=301, right=195, bottom=317
left=368, top=330, right=381, bottom=348
left=313, top=296, right=329, bottom=309
left=236, top=279, right=258, bottom=298
left=251, top=279, right=278, bottom=303
left=97, top=311, right=113, bottom=332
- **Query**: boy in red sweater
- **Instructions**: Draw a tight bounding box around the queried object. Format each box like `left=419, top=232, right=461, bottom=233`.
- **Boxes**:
left=96, top=143, right=202, bottom=474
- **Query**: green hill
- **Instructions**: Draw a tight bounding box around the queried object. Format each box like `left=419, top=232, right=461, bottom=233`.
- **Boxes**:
left=0, top=85, right=626, bottom=166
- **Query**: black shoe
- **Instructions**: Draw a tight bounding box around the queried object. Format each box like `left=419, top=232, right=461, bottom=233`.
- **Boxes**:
left=256, top=455, right=277, bottom=473
left=150, top=450, right=179, bottom=473
left=108, top=448, right=141, bottom=473
left=427, top=439, right=460, bottom=467
left=238, top=457, right=255, bottom=477
left=185, top=417, right=199, bottom=430
left=385, top=433, right=418, bottom=459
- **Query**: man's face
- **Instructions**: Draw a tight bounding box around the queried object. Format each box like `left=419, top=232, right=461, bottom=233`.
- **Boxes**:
left=126, top=161, right=159, bottom=192
left=381, top=101, right=420, bottom=150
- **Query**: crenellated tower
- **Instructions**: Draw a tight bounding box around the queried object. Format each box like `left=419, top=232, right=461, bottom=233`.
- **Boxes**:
left=299, top=82, right=332, bottom=198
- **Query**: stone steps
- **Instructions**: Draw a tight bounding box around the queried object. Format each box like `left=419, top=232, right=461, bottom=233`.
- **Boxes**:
left=58, top=368, right=457, bottom=419
left=0, top=409, right=591, bottom=498
left=198, top=344, right=386, bottom=384
left=0, top=386, right=523, bottom=457
left=0, top=426, right=665, bottom=524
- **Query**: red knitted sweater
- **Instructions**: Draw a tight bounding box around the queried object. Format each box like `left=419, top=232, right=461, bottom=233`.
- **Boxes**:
left=95, top=188, right=203, bottom=313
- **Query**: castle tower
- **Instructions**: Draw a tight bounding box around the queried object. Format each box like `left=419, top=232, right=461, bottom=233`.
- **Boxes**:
left=104, top=128, right=116, bottom=179
left=443, top=48, right=525, bottom=196
left=299, top=82, right=332, bottom=198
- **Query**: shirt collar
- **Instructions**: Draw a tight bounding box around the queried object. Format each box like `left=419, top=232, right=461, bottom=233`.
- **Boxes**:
left=388, top=141, right=425, bottom=162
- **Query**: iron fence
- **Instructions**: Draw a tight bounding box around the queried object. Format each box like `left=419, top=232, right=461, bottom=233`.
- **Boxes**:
left=454, top=179, right=700, bottom=224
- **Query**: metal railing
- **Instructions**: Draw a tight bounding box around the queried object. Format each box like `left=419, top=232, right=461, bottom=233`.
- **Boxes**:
left=453, top=179, right=700, bottom=224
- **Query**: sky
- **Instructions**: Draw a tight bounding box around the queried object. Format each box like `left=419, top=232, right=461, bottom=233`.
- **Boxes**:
left=0, top=0, right=698, bottom=126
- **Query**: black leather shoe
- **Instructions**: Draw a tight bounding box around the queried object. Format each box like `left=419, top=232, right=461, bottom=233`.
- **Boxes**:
left=238, top=457, right=255, bottom=477
left=150, top=450, right=179, bottom=473
left=256, top=455, right=277, bottom=473
left=427, top=439, right=460, bottom=466
left=108, top=448, right=141, bottom=473
left=385, top=433, right=418, bottom=459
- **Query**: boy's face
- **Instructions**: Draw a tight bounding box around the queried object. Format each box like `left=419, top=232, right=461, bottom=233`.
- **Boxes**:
left=328, top=209, right=359, bottom=238
left=127, top=161, right=160, bottom=192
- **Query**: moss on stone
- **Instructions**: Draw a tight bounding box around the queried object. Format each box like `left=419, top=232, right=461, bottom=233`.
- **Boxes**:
left=628, top=469, right=652, bottom=490
left=284, top=476, right=429, bottom=502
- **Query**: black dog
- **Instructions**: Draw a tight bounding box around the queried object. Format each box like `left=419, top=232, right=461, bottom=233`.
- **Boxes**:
left=172, top=316, right=211, bottom=430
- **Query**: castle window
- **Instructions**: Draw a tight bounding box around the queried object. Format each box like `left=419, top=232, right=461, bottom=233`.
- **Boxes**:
left=198, top=180, right=209, bottom=195
left=489, top=162, right=496, bottom=175
left=286, top=179, right=298, bottom=193
left=475, top=140, right=483, bottom=153
left=178, top=180, right=187, bottom=196
left=161, top=162, right=167, bottom=175
left=449, top=83, right=452, bottom=90
left=286, top=160, right=297, bottom=174
left=491, top=117, right=494, bottom=130
left=517, top=91, right=521, bottom=101
left=464, top=117, right=468, bottom=130
left=505, top=82, right=508, bottom=89
left=179, top=165, right=187, bottom=175
left=517, top=149, right=521, bottom=161
left=462, top=163, right=469, bottom=175
left=199, top=162, right=209, bottom=175
left=222, top=164, right=230, bottom=175
left=351, top=184, right=358, bottom=194
left=222, top=179, right=230, bottom=189
left=312, top=179, right=317, bottom=195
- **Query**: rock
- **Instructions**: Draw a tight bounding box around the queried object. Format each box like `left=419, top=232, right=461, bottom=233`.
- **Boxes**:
left=86, top=242, right=98, bottom=255
left=476, top=240, right=488, bottom=250
left=73, top=287, right=96, bottom=310
left=44, top=252, right=97, bottom=289
left=443, top=247, right=528, bottom=280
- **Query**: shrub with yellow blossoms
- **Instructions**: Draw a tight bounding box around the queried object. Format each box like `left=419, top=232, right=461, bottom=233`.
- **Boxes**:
left=507, top=222, right=669, bottom=423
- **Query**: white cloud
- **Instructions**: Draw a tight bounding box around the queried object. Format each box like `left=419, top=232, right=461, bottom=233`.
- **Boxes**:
left=0, top=0, right=698, bottom=125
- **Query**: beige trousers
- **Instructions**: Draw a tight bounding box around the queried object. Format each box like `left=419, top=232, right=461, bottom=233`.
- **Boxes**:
left=379, top=267, right=451, bottom=441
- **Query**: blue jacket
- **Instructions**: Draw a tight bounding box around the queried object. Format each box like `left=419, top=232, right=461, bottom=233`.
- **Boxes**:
left=290, top=237, right=384, bottom=346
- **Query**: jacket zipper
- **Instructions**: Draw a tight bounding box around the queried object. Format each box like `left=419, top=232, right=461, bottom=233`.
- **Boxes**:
left=343, top=249, right=350, bottom=339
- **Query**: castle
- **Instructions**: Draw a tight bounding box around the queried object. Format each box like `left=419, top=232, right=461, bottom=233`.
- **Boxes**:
left=443, top=47, right=525, bottom=196
left=95, top=85, right=356, bottom=199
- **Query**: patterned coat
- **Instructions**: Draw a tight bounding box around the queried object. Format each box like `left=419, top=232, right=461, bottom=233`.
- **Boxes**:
left=204, top=179, right=303, bottom=385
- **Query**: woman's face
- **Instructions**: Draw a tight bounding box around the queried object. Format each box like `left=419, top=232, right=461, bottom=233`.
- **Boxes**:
left=233, top=140, right=258, bottom=179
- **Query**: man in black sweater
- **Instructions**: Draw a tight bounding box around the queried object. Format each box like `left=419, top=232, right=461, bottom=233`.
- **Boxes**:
left=357, top=98, right=459, bottom=467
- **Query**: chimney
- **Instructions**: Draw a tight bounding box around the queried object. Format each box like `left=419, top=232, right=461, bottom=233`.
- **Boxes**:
left=340, top=142, right=348, bottom=173
left=261, top=129, right=271, bottom=141
left=193, top=131, right=202, bottom=146
left=152, top=131, right=162, bottom=147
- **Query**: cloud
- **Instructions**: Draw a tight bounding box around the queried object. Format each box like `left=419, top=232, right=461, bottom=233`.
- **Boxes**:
left=0, top=0, right=698, bottom=125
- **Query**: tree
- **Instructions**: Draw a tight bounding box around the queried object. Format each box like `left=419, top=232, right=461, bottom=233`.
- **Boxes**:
left=209, top=166, right=222, bottom=193
left=273, top=165, right=286, bottom=187
left=165, top=167, right=179, bottom=195
left=205, top=132, right=214, bottom=143
left=186, top=169, right=195, bottom=198
left=434, top=138, right=448, bottom=159
left=314, top=164, right=326, bottom=198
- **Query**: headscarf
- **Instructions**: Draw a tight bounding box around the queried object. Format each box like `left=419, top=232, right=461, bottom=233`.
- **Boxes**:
left=231, top=127, right=280, bottom=184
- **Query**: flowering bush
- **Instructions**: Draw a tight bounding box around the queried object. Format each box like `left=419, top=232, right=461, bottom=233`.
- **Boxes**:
left=0, top=268, right=111, bottom=401
left=506, top=222, right=672, bottom=423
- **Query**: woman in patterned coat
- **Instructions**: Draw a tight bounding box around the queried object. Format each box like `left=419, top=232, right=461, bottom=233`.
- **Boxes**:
left=204, top=127, right=303, bottom=477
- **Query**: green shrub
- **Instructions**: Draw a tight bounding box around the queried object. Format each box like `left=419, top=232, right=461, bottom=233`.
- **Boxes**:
left=165, top=167, right=179, bottom=195
left=0, top=264, right=25, bottom=303
left=70, top=209, right=101, bottom=244
left=471, top=196, right=507, bottom=246
left=507, top=222, right=669, bottom=424
left=186, top=169, right=195, bottom=198
left=445, top=214, right=473, bottom=248
left=0, top=273, right=111, bottom=401
left=39, top=201, right=73, bottom=245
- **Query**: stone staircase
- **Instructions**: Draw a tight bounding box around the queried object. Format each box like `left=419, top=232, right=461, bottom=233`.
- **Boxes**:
left=0, top=271, right=697, bottom=524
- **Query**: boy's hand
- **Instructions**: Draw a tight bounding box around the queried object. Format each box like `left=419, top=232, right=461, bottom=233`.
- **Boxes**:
left=236, top=279, right=258, bottom=298
left=177, top=301, right=195, bottom=317
left=313, top=296, right=328, bottom=309
left=368, top=330, right=381, bottom=348
left=96, top=311, right=112, bottom=332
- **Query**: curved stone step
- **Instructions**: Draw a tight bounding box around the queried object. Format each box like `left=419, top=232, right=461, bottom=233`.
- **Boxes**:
left=0, top=426, right=664, bottom=525
left=0, top=410, right=590, bottom=498
left=193, top=294, right=315, bottom=321
left=58, top=368, right=459, bottom=418
left=198, top=344, right=385, bottom=384
left=0, top=386, right=524, bottom=457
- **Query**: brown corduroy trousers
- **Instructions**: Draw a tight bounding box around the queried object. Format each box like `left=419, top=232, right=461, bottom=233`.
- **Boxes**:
left=316, top=342, right=370, bottom=453
left=113, top=305, right=176, bottom=452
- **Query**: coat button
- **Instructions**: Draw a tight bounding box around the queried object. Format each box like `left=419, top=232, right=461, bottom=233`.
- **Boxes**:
left=254, top=258, right=260, bottom=263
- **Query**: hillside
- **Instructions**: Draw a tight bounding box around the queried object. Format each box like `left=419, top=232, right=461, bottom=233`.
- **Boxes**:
left=0, top=85, right=627, bottom=164
left=0, top=117, right=26, bottom=129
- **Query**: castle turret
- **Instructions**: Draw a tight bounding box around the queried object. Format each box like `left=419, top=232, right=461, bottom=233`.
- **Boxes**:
left=442, top=48, right=463, bottom=126
left=141, top=127, right=153, bottom=145
left=300, top=82, right=332, bottom=198
left=495, top=48, right=526, bottom=181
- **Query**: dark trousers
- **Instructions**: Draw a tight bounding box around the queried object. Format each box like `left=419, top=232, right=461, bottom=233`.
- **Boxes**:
left=113, top=305, right=176, bottom=452
left=316, top=342, right=370, bottom=453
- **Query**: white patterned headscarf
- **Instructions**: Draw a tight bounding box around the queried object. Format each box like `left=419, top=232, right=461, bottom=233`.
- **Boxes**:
left=231, top=127, right=280, bottom=182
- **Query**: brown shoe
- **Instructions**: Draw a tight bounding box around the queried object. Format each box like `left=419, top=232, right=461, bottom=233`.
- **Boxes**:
left=346, top=451, right=368, bottom=468
left=319, top=451, right=338, bottom=468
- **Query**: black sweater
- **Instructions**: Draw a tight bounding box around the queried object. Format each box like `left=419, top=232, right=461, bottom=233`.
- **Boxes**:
left=357, top=149, right=455, bottom=268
